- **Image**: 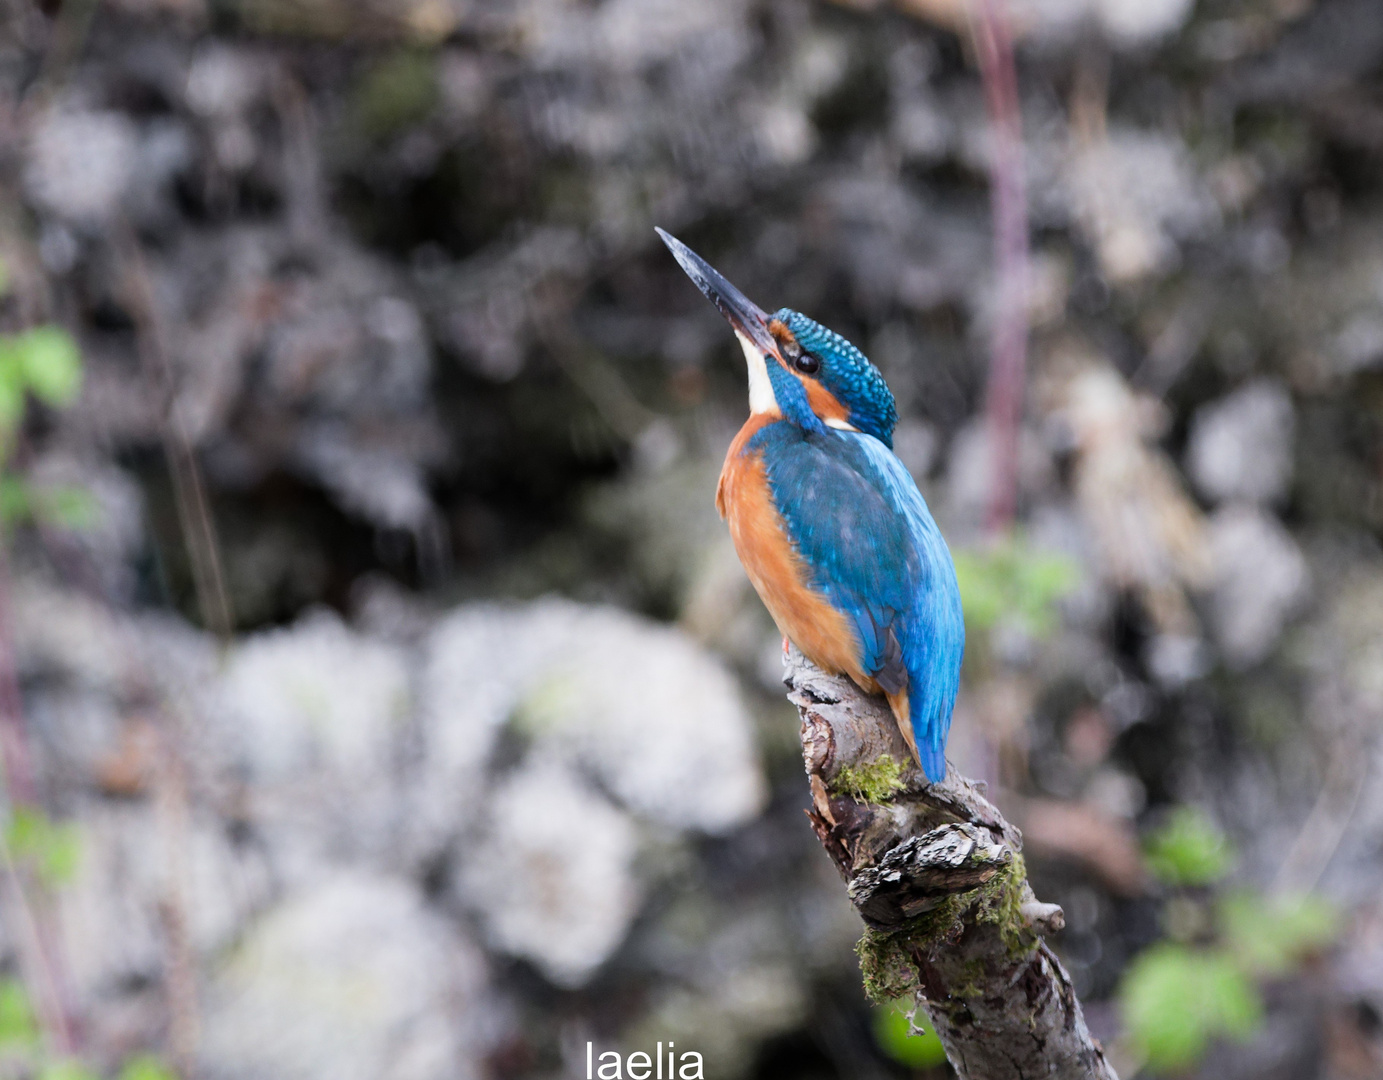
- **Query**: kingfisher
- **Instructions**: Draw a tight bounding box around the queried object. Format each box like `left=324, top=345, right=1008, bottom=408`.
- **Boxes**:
left=657, top=228, right=965, bottom=782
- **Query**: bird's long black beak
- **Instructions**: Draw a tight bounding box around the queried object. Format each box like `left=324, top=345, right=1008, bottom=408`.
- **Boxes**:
left=656, top=228, right=779, bottom=358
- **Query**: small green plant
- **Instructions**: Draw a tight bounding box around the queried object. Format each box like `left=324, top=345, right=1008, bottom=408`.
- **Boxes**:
left=0, top=326, right=82, bottom=441
left=952, top=534, right=1078, bottom=638
left=117, top=1055, right=178, bottom=1080
left=6, top=807, right=82, bottom=889
left=1119, top=808, right=1338, bottom=1073
left=874, top=1000, right=948, bottom=1069
left=0, top=977, right=172, bottom=1080
left=1219, top=891, right=1337, bottom=977
left=1144, top=806, right=1234, bottom=887
left=0, top=977, right=39, bottom=1050
left=1121, top=944, right=1262, bottom=1072
left=0, top=323, right=92, bottom=533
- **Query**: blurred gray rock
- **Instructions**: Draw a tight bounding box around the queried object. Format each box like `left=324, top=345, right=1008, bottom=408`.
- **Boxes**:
left=456, top=753, right=641, bottom=987
left=25, top=454, right=146, bottom=602
left=417, top=598, right=765, bottom=852
left=60, top=803, right=274, bottom=1004
left=945, top=418, right=1055, bottom=534
left=1017, top=0, right=1196, bottom=46
left=1206, top=504, right=1309, bottom=667
left=215, top=610, right=409, bottom=784
left=1065, top=127, right=1218, bottom=284
left=24, top=107, right=137, bottom=224
left=211, top=610, right=412, bottom=876
left=1187, top=380, right=1295, bottom=505
left=200, top=872, right=485, bottom=1080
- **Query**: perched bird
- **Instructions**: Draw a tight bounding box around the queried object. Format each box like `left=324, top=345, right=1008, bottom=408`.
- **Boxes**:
left=657, top=228, right=965, bottom=782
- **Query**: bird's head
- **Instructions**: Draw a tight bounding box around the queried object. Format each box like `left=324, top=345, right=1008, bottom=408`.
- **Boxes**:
left=657, top=228, right=897, bottom=448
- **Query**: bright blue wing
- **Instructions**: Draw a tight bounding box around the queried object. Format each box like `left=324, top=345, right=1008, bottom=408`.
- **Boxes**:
left=847, top=432, right=965, bottom=781
left=751, top=423, right=965, bottom=781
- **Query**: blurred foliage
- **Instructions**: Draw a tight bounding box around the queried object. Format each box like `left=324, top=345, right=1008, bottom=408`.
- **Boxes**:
left=0, top=977, right=172, bottom=1080
left=0, top=978, right=38, bottom=1050
left=117, top=1055, right=178, bottom=1080
left=1144, top=807, right=1234, bottom=888
left=1219, top=891, right=1337, bottom=977
left=0, top=477, right=98, bottom=531
left=0, top=326, right=82, bottom=445
left=952, top=535, right=1078, bottom=638
left=873, top=1001, right=948, bottom=1069
left=1121, top=944, right=1262, bottom=1073
left=39, top=1063, right=98, bottom=1080
left=1121, top=808, right=1339, bottom=1073
left=6, top=807, right=82, bottom=889
left=0, top=324, right=92, bottom=533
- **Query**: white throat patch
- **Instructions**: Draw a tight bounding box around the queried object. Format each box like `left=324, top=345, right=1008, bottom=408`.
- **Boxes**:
left=735, top=330, right=779, bottom=415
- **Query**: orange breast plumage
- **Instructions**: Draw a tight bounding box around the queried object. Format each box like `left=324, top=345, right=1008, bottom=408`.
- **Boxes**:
left=716, top=415, right=870, bottom=690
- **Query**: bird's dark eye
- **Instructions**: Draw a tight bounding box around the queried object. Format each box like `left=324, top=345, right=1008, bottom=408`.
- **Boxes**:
left=777, top=333, right=819, bottom=374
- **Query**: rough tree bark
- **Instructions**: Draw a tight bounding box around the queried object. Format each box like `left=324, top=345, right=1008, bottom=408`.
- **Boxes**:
left=784, top=649, right=1118, bottom=1080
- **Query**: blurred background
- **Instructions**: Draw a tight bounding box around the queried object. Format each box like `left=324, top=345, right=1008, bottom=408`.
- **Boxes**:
left=0, top=0, right=1380, bottom=1077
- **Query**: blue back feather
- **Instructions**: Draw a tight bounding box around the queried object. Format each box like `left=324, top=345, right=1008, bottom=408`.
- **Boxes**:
left=749, top=421, right=964, bottom=781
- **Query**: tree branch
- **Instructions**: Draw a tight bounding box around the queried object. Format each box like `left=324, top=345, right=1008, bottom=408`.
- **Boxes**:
left=785, top=650, right=1118, bottom=1080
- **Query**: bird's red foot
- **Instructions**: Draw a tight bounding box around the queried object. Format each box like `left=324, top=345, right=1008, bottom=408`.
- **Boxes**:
left=782, top=635, right=791, bottom=659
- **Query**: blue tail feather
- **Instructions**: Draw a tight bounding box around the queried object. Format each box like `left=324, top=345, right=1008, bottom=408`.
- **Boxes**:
left=917, top=740, right=946, bottom=784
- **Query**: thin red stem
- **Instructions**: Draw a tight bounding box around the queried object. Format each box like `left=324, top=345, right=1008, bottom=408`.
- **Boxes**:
left=973, top=0, right=1031, bottom=535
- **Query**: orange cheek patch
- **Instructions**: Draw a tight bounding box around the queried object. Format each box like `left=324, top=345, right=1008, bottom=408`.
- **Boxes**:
left=800, top=377, right=851, bottom=424
left=717, top=429, right=865, bottom=685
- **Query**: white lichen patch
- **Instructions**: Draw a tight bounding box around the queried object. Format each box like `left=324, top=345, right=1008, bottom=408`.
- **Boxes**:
left=420, top=598, right=766, bottom=837
left=215, top=609, right=411, bottom=782
left=456, top=755, right=640, bottom=988
left=200, top=873, right=485, bottom=1080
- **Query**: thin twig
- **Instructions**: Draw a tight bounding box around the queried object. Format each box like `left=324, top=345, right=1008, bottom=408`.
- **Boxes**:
left=113, top=221, right=235, bottom=642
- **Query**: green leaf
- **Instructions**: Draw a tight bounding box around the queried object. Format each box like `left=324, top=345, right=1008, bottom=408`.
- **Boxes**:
left=1220, top=891, right=1337, bottom=976
left=1120, top=943, right=1263, bottom=1073
left=0, top=978, right=39, bottom=1049
left=119, top=1054, right=179, bottom=1080
left=873, top=1001, right=949, bottom=1069
left=16, top=327, right=82, bottom=407
left=1145, top=807, right=1233, bottom=887
left=6, top=808, right=82, bottom=888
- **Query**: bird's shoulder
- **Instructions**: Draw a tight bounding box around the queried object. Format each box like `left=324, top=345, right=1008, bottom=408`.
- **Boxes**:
left=743, top=423, right=922, bottom=597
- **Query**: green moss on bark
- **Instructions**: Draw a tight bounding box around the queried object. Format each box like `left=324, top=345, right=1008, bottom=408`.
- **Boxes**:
left=975, top=852, right=1033, bottom=959
left=856, top=852, right=1037, bottom=1004
left=832, top=754, right=907, bottom=804
left=856, top=896, right=967, bottom=1003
